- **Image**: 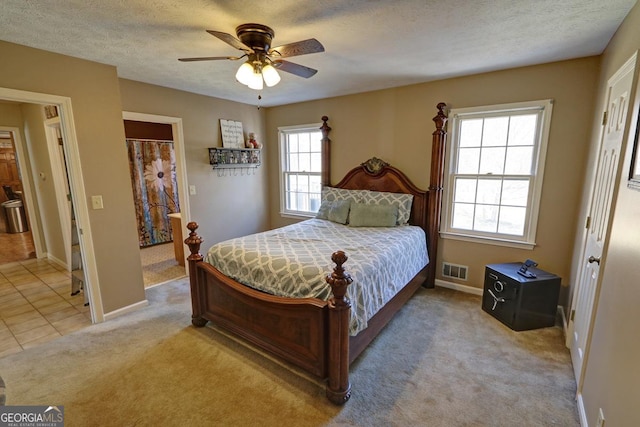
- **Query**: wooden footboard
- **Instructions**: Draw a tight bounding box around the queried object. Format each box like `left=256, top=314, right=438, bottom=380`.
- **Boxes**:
left=185, top=222, right=353, bottom=404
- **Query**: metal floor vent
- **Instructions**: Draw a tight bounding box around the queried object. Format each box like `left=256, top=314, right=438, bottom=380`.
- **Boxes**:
left=442, top=262, right=468, bottom=280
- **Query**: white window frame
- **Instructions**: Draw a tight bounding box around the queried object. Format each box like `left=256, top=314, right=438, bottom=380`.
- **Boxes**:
left=441, top=99, right=554, bottom=250
left=278, top=122, right=323, bottom=218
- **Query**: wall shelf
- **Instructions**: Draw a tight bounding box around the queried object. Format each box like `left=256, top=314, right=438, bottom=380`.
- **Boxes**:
left=208, top=147, right=261, bottom=169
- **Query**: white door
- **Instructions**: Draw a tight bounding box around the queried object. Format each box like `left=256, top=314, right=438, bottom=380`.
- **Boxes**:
left=569, top=52, right=637, bottom=388
left=44, top=118, right=73, bottom=269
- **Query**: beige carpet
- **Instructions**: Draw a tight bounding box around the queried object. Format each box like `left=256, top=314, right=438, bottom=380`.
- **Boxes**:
left=139, top=242, right=185, bottom=287
left=0, top=279, right=579, bottom=426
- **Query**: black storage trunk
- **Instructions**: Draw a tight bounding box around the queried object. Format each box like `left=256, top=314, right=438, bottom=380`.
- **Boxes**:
left=482, top=263, right=561, bottom=331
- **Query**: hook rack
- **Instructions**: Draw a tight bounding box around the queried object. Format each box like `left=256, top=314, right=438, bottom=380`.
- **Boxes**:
left=215, top=167, right=258, bottom=177
left=209, top=147, right=261, bottom=177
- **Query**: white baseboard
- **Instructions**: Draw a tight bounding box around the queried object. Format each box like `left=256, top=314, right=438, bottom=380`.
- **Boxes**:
left=46, top=253, right=68, bottom=270
left=145, top=275, right=187, bottom=289
left=558, top=305, right=569, bottom=339
left=435, top=279, right=483, bottom=296
left=577, top=392, right=588, bottom=426
left=103, top=299, right=149, bottom=321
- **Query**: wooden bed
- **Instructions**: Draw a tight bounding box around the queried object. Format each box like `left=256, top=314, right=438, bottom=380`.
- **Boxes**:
left=185, top=103, right=448, bottom=404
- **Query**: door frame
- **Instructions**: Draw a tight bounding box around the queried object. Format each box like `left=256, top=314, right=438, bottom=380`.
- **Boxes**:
left=567, top=51, right=639, bottom=394
left=43, top=117, right=73, bottom=270
left=122, top=111, right=190, bottom=273
left=0, top=86, right=103, bottom=322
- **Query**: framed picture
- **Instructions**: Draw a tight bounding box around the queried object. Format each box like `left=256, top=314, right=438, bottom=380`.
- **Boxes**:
left=220, top=119, right=244, bottom=148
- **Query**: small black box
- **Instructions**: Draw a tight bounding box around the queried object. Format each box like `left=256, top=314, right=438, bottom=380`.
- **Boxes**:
left=482, top=263, right=561, bottom=331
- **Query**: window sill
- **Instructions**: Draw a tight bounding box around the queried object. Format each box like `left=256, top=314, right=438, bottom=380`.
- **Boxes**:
left=440, top=231, right=536, bottom=250
left=280, top=211, right=315, bottom=221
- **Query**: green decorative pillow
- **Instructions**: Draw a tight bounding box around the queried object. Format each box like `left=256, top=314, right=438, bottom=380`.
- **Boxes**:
left=359, top=190, right=414, bottom=225
left=348, top=202, right=398, bottom=227
left=316, top=200, right=351, bottom=224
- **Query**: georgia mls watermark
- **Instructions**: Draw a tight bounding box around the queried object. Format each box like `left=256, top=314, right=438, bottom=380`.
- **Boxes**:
left=0, top=406, right=64, bottom=427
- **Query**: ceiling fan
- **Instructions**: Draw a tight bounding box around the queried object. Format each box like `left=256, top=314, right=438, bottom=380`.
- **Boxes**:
left=179, top=23, right=325, bottom=90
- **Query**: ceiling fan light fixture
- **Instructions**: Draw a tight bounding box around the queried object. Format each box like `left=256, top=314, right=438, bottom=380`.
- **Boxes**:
left=235, top=62, right=254, bottom=86
left=247, top=70, right=264, bottom=90
left=183, top=23, right=324, bottom=90
left=262, top=64, right=281, bottom=87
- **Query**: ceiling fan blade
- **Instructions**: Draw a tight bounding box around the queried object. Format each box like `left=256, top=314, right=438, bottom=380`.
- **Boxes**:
left=206, top=30, right=253, bottom=52
left=178, top=56, right=242, bottom=62
left=269, top=38, right=324, bottom=58
left=273, top=60, right=318, bottom=78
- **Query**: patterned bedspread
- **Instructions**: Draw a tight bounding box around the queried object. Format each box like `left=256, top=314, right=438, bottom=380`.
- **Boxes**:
left=204, top=218, right=429, bottom=335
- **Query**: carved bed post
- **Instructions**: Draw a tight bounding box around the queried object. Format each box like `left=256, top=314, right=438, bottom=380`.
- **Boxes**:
left=325, top=250, right=353, bottom=405
left=426, top=103, right=448, bottom=288
left=185, top=222, right=207, bottom=327
left=320, top=116, right=331, bottom=186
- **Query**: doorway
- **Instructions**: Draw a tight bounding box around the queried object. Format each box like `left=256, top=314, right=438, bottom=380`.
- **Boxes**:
left=568, top=52, right=638, bottom=403
left=0, top=90, right=100, bottom=355
left=122, top=112, right=190, bottom=287
left=0, top=129, right=35, bottom=263
left=0, top=87, right=102, bottom=323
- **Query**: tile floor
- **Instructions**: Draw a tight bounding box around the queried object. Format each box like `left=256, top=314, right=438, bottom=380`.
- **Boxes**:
left=0, top=228, right=36, bottom=264
left=0, top=258, right=91, bottom=358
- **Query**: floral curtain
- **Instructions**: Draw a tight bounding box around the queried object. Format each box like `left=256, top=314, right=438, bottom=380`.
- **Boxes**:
left=126, top=139, right=180, bottom=247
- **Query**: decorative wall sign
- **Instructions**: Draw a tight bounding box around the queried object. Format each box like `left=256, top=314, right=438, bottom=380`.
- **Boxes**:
left=220, top=119, right=244, bottom=148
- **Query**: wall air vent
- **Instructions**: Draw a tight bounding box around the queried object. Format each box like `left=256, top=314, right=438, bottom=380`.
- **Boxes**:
left=442, top=262, right=468, bottom=280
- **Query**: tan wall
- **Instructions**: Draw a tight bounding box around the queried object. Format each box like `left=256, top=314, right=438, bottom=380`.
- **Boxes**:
left=118, top=79, right=269, bottom=247
left=266, top=58, right=600, bottom=302
left=0, top=103, right=23, bottom=124
left=578, top=1, right=640, bottom=425
left=20, top=103, right=65, bottom=262
left=0, top=40, right=145, bottom=314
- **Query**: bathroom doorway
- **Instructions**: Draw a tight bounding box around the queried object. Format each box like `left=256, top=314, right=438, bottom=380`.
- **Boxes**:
left=122, top=112, right=190, bottom=288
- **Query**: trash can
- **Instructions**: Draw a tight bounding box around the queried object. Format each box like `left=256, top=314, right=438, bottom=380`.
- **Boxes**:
left=2, top=199, right=29, bottom=233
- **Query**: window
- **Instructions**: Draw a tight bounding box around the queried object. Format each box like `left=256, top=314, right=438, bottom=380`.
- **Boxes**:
left=278, top=123, right=323, bottom=217
left=441, top=100, right=553, bottom=249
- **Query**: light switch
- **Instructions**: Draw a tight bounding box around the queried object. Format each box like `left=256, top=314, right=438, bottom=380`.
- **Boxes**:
left=91, top=195, right=104, bottom=210
left=189, top=185, right=196, bottom=196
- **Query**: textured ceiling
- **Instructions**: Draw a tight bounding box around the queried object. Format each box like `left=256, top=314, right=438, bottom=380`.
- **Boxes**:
left=0, top=0, right=636, bottom=107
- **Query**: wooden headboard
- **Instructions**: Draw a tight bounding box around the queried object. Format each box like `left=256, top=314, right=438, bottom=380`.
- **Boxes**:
left=319, top=103, right=448, bottom=287
left=333, top=158, right=429, bottom=233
